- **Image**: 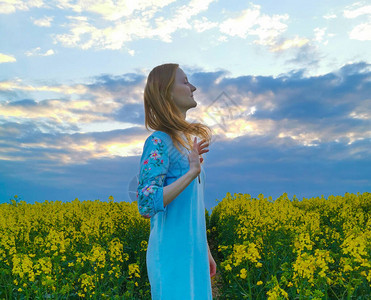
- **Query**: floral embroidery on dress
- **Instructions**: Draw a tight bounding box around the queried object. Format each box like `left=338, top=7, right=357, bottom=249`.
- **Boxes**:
left=137, top=135, right=169, bottom=219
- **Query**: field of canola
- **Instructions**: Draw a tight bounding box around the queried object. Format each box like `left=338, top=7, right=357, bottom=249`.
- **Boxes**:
left=0, top=192, right=370, bottom=299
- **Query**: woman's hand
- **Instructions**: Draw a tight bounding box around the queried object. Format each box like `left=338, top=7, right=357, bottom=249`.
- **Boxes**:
left=209, top=251, right=217, bottom=278
left=188, top=137, right=209, bottom=176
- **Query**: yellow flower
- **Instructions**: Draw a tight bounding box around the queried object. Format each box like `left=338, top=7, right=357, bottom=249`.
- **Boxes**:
left=257, top=280, right=263, bottom=285
left=128, top=263, right=141, bottom=279
left=343, top=264, right=353, bottom=272
left=239, top=268, right=247, bottom=279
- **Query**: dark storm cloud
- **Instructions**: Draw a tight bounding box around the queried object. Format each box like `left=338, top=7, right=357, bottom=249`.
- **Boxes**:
left=113, top=103, right=144, bottom=125
left=189, top=70, right=228, bottom=93
left=286, top=43, right=322, bottom=69
left=189, top=62, right=370, bottom=149
left=0, top=119, right=145, bottom=163
left=0, top=89, right=27, bottom=102
left=1, top=62, right=370, bottom=209
left=87, top=73, right=146, bottom=103
left=8, top=99, right=38, bottom=106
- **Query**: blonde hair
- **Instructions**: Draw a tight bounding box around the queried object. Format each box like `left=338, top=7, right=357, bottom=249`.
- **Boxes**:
left=144, top=63, right=212, bottom=156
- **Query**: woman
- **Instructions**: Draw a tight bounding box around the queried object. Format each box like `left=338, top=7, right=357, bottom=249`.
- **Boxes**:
left=137, top=63, right=216, bottom=299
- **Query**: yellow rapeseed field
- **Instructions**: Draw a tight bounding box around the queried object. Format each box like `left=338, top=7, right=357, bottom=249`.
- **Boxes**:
left=0, top=192, right=370, bottom=299
left=208, top=192, right=371, bottom=299
left=0, top=196, right=150, bottom=299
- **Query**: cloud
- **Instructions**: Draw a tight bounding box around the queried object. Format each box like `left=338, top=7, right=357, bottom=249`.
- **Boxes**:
left=1, top=63, right=370, bottom=161
left=0, top=0, right=43, bottom=14
left=0, top=118, right=146, bottom=165
left=192, top=16, right=218, bottom=33
left=0, top=79, right=88, bottom=94
left=0, top=53, right=16, bottom=63
left=219, top=3, right=289, bottom=47
left=52, top=0, right=217, bottom=50
left=54, top=0, right=176, bottom=21
left=270, top=36, right=310, bottom=52
left=285, top=43, right=322, bottom=70
left=1, top=62, right=370, bottom=206
left=53, top=14, right=155, bottom=50
left=343, top=2, right=371, bottom=41
left=203, top=134, right=370, bottom=207
left=0, top=73, right=147, bottom=132
left=323, top=13, right=337, bottom=19
left=25, top=47, right=55, bottom=56
left=313, top=27, right=328, bottom=45
left=0, top=98, right=110, bottom=124
left=349, top=21, right=371, bottom=40
left=343, top=3, right=371, bottom=19
left=194, top=62, right=370, bottom=149
left=32, top=16, right=53, bottom=27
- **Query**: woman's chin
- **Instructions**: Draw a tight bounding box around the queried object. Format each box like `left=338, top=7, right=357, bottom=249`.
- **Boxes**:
left=185, top=100, right=197, bottom=111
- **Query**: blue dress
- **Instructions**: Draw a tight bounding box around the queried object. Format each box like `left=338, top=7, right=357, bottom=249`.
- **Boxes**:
left=137, top=130, right=212, bottom=300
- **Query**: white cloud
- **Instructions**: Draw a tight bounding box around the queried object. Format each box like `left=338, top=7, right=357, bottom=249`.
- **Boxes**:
left=55, top=0, right=176, bottom=21
left=219, top=4, right=289, bottom=48
left=0, top=79, right=88, bottom=94
left=349, top=99, right=371, bottom=120
left=0, top=100, right=113, bottom=124
left=343, top=3, right=371, bottom=41
left=323, top=13, right=337, bottom=19
left=53, top=0, right=217, bottom=50
left=33, top=16, right=53, bottom=27
left=349, top=21, right=371, bottom=40
left=192, top=16, right=218, bottom=33
left=314, top=27, right=325, bottom=42
left=0, top=53, right=16, bottom=63
left=343, top=3, right=371, bottom=19
left=25, top=47, right=55, bottom=56
left=45, top=49, right=55, bottom=56
left=151, top=0, right=216, bottom=42
left=271, top=36, right=309, bottom=52
left=314, top=27, right=329, bottom=45
left=0, top=0, right=43, bottom=14
left=218, top=35, right=228, bottom=42
left=54, top=16, right=152, bottom=50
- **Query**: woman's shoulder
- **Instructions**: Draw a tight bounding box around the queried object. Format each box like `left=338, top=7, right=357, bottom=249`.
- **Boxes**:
left=145, top=130, right=172, bottom=147
left=151, top=130, right=171, bottom=140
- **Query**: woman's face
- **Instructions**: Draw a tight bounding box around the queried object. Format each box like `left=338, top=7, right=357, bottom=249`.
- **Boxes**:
left=171, top=67, right=197, bottom=116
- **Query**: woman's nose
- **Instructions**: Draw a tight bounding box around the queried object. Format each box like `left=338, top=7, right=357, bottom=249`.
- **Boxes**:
left=191, top=84, right=196, bottom=92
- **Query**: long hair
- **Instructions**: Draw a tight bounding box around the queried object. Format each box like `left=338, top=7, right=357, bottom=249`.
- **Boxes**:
left=144, top=63, right=212, bottom=156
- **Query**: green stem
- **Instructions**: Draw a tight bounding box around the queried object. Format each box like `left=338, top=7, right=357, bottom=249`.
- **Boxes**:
left=298, top=280, right=303, bottom=300
left=247, top=274, right=252, bottom=299
left=231, top=272, right=249, bottom=298
left=347, top=283, right=352, bottom=300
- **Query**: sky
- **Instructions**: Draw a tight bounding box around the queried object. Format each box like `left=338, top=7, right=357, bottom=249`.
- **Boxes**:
left=0, top=0, right=370, bottom=213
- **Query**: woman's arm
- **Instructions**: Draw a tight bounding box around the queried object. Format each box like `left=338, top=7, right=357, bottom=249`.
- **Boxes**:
left=163, top=137, right=208, bottom=207
left=137, top=134, right=170, bottom=218
left=163, top=168, right=198, bottom=207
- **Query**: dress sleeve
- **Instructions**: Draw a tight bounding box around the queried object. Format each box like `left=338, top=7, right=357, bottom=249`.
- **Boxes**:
left=136, top=134, right=170, bottom=219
